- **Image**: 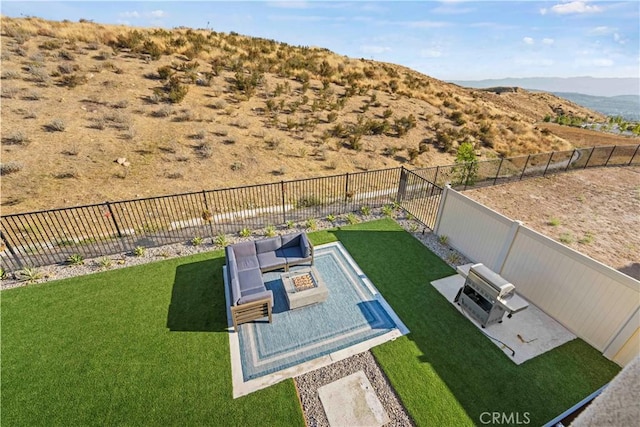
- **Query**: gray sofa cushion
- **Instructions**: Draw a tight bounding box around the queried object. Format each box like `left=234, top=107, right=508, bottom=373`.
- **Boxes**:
left=238, top=289, right=274, bottom=306
left=238, top=268, right=264, bottom=292
left=236, top=255, right=259, bottom=271
left=257, top=251, right=287, bottom=271
left=255, top=236, right=282, bottom=254
left=233, top=241, right=257, bottom=257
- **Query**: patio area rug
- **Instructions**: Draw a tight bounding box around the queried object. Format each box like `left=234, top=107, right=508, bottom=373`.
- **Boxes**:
left=224, top=241, right=409, bottom=397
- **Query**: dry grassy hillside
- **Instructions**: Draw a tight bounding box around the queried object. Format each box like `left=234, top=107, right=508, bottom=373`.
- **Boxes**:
left=0, top=16, right=624, bottom=213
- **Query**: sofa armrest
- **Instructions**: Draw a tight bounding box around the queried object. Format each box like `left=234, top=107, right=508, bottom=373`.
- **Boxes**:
left=238, top=289, right=273, bottom=306
left=299, top=233, right=313, bottom=258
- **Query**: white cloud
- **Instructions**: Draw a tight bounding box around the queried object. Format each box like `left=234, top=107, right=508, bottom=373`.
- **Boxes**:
left=119, top=11, right=140, bottom=19
left=149, top=10, right=166, bottom=18
left=523, top=37, right=534, bottom=45
left=549, top=1, right=603, bottom=15
left=406, top=20, right=449, bottom=29
left=592, top=58, right=614, bottom=67
left=542, top=38, right=555, bottom=45
left=613, top=33, right=627, bottom=45
left=420, top=48, right=443, bottom=58
left=360, top=45, right=391, bottom=54
left=590, top=26, right=615, bottom=35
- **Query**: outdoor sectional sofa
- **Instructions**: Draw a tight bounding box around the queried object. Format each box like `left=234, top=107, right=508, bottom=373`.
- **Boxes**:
left=226, top=232, right=314, bottom=331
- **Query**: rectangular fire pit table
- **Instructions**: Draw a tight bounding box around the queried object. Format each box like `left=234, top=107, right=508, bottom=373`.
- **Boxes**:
left=281, top=266, right=329, bottom=310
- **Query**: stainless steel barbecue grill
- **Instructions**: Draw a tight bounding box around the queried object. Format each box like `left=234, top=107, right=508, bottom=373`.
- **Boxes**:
left=454, top=263, right=529, bottom=328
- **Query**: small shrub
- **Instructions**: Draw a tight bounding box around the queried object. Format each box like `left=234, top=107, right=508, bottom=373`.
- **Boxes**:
left=381, top=205, right=394, bottom=217
left=230, top=161, right=244, bottom=171
left=40, top=40, right=63, bottom=50
left=17, top=266, right=42, bottom=283
left=548, top=217, right=561, bottom=226
left=133, top=246, right=146, bottom=257
left=152, top=106, right=173, bottom=118
left=67, top=253, right=85, bottom=266
left=447, top=252, right=461, bottom=265
left=360, top=205, right=371, bottom=216
left=98, top=257, right=113, bottom=269
left=264, top=225, right=276, bottom=237
left=59, top=74, right=88, bottom=88
left=438, top=235, right=449, bottom=245
left=346, top=213, right=359, bottom=225
left=3, top=131, right=29, bottom=145
left=196, top=142, right=213, bottom=159
left=558, top=233, right=573, bottom=244
left=111, top=100, right=129, bottom=109
left=578, top=233, right=594, bottom=245
left=305, top=218, right=318, bottom=230
left=326, top=214, right=336, bottom=223
left=0, top=267, right=7, bottom=280
left=286, top=220, right=295, bottom=229
left=45, top=119, right=66, bottom=132
left=191, top=236, right=204, bottom=246
left=1, top=70, right=21, bottom=80
left=1, top=161, right=24, bottom=175
left=409, top=223, right=419, bottom=232
left=239, top=228, right=252, bottom=238
left=1, top=86, right=19, bottom=98
left=214, top=234, right=229, bottom=247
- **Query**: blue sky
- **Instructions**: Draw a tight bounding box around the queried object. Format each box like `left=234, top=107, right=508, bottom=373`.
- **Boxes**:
left=2, top=1, right=638, bottom=80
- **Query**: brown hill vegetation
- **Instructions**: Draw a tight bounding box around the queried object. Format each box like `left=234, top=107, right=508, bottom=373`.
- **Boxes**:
left=1, top=16, right=635, bottom=213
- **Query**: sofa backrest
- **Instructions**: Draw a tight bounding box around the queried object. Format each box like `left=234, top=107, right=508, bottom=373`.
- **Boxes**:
left=232, top=240, right=257, bottom=258
left=255, top=236, right=282, bottom=254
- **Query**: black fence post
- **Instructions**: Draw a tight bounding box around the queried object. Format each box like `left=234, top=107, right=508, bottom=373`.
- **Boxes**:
left=628, top=144, right=640, bottom=166
left=604, top=145, right=616, bottom=167
left=566, top=149, right=577, bottom=171
left=584, top=147, right=595, bottom=169
left=105, top=202, right=123, bottom=238
left=494, top=158, right=504, bottom=185
left=343, top=172, right=350, bottom=213
left=201, top=190, right=215, bottom=237
left=543, top=152, right=555, bottom=176
left=433, top=166, right=440, bottom=187
left=396, top=167, right=408, bottom=203
left=519, top=155, right=531, bottom=180
left=280, top=181, right=287, bottom=224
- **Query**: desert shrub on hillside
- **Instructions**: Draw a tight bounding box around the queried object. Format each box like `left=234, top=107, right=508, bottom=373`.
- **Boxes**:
left=45, top=119, right=66, bottom=132
left=165, top=77, right=189, bottom=103
left=0, top=161, right=24, bottom=176
left=59, top=74, right=87, bottom=88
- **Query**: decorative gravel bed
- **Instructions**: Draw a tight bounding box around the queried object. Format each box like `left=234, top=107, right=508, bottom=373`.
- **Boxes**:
left=295, top=351, right=416, bottom=427
left=0, top=211, right=469, bottom=426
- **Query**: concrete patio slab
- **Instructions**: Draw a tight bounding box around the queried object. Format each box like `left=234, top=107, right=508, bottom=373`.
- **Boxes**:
left=318, top=370, right=390, bottom=427
left=431, top=268, right=576, bottom=364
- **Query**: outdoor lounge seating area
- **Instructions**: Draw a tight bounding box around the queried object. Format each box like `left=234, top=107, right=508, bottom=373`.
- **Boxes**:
left=0, top=219, right=621, bottom=426
left=226, top=232, right=314, bottom=331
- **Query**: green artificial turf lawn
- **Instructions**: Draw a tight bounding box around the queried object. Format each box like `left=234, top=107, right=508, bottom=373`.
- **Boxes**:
left=1, top=218, right=620, bottom=426
left=1, top=251, right=303, bottom=426
left=329, top=219, right=621, bottom=426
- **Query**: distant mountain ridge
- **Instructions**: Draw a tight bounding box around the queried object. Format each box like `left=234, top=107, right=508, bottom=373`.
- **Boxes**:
left=550, top=92, right=640, bottom=121
left=451, top=77, right=639, bottom=97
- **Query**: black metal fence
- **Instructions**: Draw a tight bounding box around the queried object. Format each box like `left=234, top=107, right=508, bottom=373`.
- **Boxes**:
left=1, top=167, right=418, bottom=271
left=413, top=144, right=639, bottom=190
left=1, top=144, right=637, bottom=272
